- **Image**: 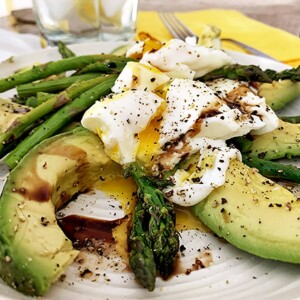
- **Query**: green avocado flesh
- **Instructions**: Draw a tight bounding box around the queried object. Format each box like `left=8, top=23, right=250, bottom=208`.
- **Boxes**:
left=193, top=159, right=300, bottom=263
left=249, top=120, right=300, bottom=160
left=0, top=127, right=115, bottom=296
left=259, top=80, right=300, bottom=111
left=0, top=98, right=31, bottom=134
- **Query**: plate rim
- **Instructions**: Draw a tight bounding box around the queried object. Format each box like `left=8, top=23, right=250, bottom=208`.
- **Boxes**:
left=0, top=41, right=299, bottom=300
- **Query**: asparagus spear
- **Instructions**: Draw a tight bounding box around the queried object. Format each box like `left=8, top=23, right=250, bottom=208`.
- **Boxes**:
left=4, top=74, right=117, bottom=168
left=149, top=194, right=179, bottom=279
left=0, top=76, right=107, bottom=158
left=125, top=163, right=179, bottom=285
left=280, top=115, right=300, bottom=124
left=57, top=41, right=76, bottom=58
left=25, top=92, right=56, bottom=107
left=200, top=64, right=300, bottom=83
left=242, top=154, right=300, bottom=183
left=229, top=135, right=253, bottom=153
left=199, top=64, right=273, bottom=83
left=75, top=60, right=130, bottom=75
left=0, top=54, right=131, bottom=92
left=0, top=121, right=41, bottom=158
left=17, top=73, right=101, bottom=97
left=129, top=200, right=156, bottom=291
left=265, top=65, right=300, bottom=81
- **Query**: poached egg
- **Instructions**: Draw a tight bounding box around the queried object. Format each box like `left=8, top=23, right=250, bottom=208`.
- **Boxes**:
left=81, top=39, right=279, bottom=206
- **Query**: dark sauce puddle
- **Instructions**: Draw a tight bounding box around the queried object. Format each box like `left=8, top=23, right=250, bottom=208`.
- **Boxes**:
left=57, top=214, right=125, bottom=247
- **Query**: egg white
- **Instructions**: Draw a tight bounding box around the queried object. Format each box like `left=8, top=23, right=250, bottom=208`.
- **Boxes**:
left=140, top=39, right=234, bottom=79
left=164, top=137, right=241, bottom=206
left=82, top=89, right=164, bottom=165
left=111, top=61, right=170, bottom=94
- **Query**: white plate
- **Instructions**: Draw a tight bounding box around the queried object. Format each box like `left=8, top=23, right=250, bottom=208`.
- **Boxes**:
left=0, top=42, right=300, bottom=300
left=0, top=29, right=41, bottom=63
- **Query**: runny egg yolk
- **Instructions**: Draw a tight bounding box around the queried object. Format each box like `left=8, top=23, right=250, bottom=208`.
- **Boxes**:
left=136, top=101, right=166, bottom=168
left=95, top=175, right=137, bottom=215
left=94, top=175, right=136, bottom=264
left=175, top=206, right=211, bottom=232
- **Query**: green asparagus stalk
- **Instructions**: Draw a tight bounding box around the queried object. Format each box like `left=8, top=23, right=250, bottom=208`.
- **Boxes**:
left=200, top=64, right=300, bottom=83
left=265, top=65, right=300, bottom=81
left=75, top=60, right=130, bottom=75
left=279, top=115, right=300, bottom=124
left=0, top=54, right=131, bottom=92
left=25, top=92, right=56, bottom=107
left=229, top=135, right=253, bottom=153
left=17, top=73, right=101, bottom=97
left=0, top=76, right=107, bottom=157
left=150, top=197, right=179, bottom=278
left=199, top=64, right=273, bottom=83
left=0, top=120, right=41, bottom=158
left=25, top=95, right=39, bottom=107
left=129, top=201, right=157, bottom=291
left=57, top=41, right=76, bottom=58
left=4, top=74, right=117, bottom=168
left=242, top=154, right=300, bottom=183
left=125, top=163, right=179, bottom=285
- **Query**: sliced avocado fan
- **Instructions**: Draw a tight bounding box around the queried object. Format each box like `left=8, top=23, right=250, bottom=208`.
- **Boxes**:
left=259, top=80, right=300, bottom=111
left=0, top=127, right=116, bottom=296
left=249, top=120, right=300, bottom=160
left=193, top=159, right=300, bottom=263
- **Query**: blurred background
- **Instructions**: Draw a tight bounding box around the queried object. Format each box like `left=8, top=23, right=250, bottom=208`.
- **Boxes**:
left=0, top=0, right=299, bottom=36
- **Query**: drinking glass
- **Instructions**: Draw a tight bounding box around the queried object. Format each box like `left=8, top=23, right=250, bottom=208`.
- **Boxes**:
left=32, top=0, right=139, bottom=45
left=99, top=0, right=139, bottom=41
left=32, top=0, right=102, bottom=45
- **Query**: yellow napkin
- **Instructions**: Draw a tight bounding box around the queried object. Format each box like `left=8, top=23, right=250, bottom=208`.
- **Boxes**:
left=137, top=9, right=300, bottom=67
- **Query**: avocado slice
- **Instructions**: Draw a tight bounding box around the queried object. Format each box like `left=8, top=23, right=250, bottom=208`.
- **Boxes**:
left=259, top=80, right=300, bottom=111
left=0, top=127, right=116, bottom=296
left=249, top=120, right=300, bottom=160
left=0, top=98, right=31, bottom=134
left=193, top=159, right=300, bottom=263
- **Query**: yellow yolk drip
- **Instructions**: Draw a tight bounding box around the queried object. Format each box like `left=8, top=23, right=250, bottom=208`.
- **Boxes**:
left=96, top=126, right=122, bottom=164
left=156, top=84, right=169, bottom=99
left=175, top=206, right=211, bottom=232
left=136, top=100, right=166, bottom=168
left=112, top=218, right=130, bottom=265
left=95, top=175, right=136, bottom=264
left=129, top=35, right=163, bottom=60
left=95, top=176, right=137, bottom=215
left=136, top=115, right=162, bottom=168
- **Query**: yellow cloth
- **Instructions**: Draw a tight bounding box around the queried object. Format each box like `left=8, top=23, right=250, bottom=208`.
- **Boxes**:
left=137, top=10, right=300, bottom=67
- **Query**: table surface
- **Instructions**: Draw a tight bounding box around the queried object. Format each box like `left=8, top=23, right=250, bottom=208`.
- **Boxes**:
left=141, top=0, right=300, bottom=36
left=1, top=0, right=300, bottom=37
